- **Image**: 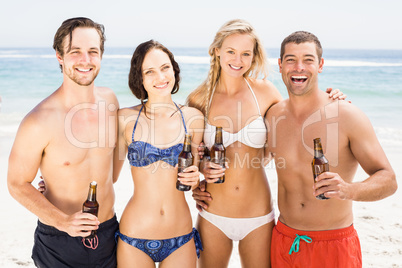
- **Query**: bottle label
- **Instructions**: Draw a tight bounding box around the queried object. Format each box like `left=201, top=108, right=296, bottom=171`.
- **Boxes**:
left=313, top=165, right=323, bottom=178
left=83, top=206, right=98, bottom=216
left=313, top=163, right=329, bottom=180
left=211, top=152, right=225, bottom=168
left=178, top=157, right=192, bottom=173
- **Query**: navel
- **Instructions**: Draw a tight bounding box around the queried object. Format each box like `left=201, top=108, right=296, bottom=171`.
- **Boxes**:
left=63, top=161, right=71, bottom=166
left=160, top=209, right=165, bottom=216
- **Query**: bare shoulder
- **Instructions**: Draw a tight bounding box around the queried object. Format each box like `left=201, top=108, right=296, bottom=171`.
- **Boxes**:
left=180, top=105, right=203, bottom=119
left=266, top=98, right=288, bottom=118
left=13, top=93, right=62, bottom=150
left=337, top=100, right=372, bottom=131
left=247, top=78, right=283, bottom=113
left=179, top=105, right=204, bottom=137
left=96, top=86, right=116, bottom=96
left=117, top=105, right=142, bottom=143
left=22, top=93, right=62, bottom=128
left=117, top=104, right=142, bottom=130
left=337, top=100, right=368, bottom=121
left=95, top=86, right=119, bottom=107
left=19, top=107, right=47, bottom=134
left=118, top=104, right=142, bottom=117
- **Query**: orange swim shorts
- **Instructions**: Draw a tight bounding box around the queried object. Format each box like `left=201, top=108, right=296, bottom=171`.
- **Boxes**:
left=271, top=220, right=362, bottom=268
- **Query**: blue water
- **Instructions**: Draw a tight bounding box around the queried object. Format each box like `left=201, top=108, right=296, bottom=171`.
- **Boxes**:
left=1, top=47, right=402, bottom=146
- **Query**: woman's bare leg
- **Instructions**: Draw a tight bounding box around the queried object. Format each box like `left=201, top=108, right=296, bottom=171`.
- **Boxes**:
left=238, top=220, right=275, bottom=268
left=196, top=215, right=233, bottom=268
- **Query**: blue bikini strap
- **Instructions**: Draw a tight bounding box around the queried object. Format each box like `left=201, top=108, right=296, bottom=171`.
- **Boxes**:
left=131, top=105, right=144, bottom=142
left=174, top=102, right=187, bottom=134
left=132, top=104, right=186, bottom=143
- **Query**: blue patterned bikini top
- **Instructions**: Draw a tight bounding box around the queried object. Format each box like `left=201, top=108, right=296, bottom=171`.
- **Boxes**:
left=128, top=103, right=187, bottom=167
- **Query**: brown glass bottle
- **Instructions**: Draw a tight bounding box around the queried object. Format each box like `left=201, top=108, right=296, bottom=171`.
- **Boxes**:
left=311, top=138, right=330, bottom=200
left=82, top=181, right=99, bottom=238
left=210, top=126, right=226, bottom=184
left=203, top=144, right=211, bottom=162
left=176, top=134, right=193, bottom=191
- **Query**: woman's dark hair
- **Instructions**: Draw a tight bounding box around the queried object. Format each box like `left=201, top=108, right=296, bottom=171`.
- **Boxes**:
left=128, top=40, right=181, bottom=110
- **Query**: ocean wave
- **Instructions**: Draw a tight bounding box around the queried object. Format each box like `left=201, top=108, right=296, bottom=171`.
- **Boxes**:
left=267, top=58, right=402, bottom=67
left=0, top=125, right=19, bottom=136
left=2, top=54, right=401, bottom=67
left=175, top=56, right=210, bottom=64
left=322, top=60, right=402, bottom=67
left=0, top=50, right=28, bottom=55
left=0, top=113, right=23, bottom=137
left=0, top=55, right=54, bottom=59
left=103, top=55, right=131, bottom=59
left=375, top=127, right=402, bottom=146
left=0, top=124, right=19, bottom=137
left=104, top=55, right=210, bottom=64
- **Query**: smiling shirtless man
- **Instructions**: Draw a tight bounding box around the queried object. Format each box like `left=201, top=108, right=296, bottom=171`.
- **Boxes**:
left=266, top=31, right=397, bottom=268
left=7, top=17, right=119, bottom=268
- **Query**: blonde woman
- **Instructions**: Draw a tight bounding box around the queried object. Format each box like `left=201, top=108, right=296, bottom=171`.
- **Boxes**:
left=187, top=19, right=345, bottom=267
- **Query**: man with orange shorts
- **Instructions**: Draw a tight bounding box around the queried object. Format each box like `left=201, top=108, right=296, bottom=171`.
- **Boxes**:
left=271, top=221, right=361, bottom=267
left=265, top=31, right=397, bottom=267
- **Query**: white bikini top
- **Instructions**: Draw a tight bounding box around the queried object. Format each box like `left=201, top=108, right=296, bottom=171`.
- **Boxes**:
left=204, top=79, right=267, bottom=149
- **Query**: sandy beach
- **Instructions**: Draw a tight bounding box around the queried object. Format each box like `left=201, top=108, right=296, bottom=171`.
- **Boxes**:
left=0, top=123, right=401, bottom=267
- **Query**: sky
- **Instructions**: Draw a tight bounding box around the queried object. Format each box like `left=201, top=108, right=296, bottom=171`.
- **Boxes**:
left=1, top=0, right=402, bottom=50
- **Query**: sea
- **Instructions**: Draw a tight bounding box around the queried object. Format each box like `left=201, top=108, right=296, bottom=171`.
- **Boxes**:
left=1, top=47, right=402, bottom=150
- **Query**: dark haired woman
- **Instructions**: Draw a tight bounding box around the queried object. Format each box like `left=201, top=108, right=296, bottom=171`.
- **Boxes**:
left=114, top=40, right=204, bottom=267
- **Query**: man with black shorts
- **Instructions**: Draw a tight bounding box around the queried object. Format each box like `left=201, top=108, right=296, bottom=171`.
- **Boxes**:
left=8, top=17, right=119, bottom=267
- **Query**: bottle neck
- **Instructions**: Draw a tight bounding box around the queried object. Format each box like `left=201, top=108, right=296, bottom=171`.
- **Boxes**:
left=215, top=127, right=223, bottom=144
left=314, top=148, right=324, bottom=158
left=313, top=139, right=324, bottom=158
left=183, top=135, right=192, bottom=152
left=87, top=184, right=97, bottom=201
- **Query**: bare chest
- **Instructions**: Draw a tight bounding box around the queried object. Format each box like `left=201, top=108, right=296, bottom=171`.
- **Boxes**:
left=43, top=108, right=116, bottom=167
left=269, top=112, right=346, bottom=170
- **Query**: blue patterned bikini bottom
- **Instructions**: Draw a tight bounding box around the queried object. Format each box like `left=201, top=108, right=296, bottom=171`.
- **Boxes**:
left=115, top=228, right=203, bottom=262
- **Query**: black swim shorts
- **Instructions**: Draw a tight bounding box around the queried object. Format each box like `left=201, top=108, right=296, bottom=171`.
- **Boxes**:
left=32, top=215, right=118, bottom=268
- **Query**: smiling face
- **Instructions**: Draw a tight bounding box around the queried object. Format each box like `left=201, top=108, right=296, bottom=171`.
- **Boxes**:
left=141, top=48, right=175, bottom=99
left=279, top=41, right=324, bottom=96
left=216, top=33, right=254, bottom=78
left=57, top=27, right=101, bottom=86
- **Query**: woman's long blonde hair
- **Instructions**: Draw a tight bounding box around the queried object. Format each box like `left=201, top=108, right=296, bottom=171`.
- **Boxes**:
left=186, top=19, right=268, bottom=117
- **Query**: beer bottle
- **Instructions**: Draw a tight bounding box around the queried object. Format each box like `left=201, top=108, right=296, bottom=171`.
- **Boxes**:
left=210, top=126, right=226, bottom=184
left=203, top=144, right=211, bottom=162
left=176, top=134, right=193, bottom=191
left=82, top=181, right=99, bottom=238
left=311, top=138, right=330, bottom=200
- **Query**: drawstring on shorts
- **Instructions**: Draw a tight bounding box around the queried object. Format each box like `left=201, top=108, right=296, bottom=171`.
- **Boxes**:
left=289, top=234, right=312, bottom=255
left=82, top=235, right=99, bottom=250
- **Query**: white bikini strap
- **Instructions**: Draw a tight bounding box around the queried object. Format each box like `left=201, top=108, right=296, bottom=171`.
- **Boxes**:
left=244, top=78, right=261, bottom=116
left=205, top=83, right=217, bottom=124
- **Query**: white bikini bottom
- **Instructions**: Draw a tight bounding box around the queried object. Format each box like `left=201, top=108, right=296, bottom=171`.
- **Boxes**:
left=198, top=209, right=275, bottom=241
